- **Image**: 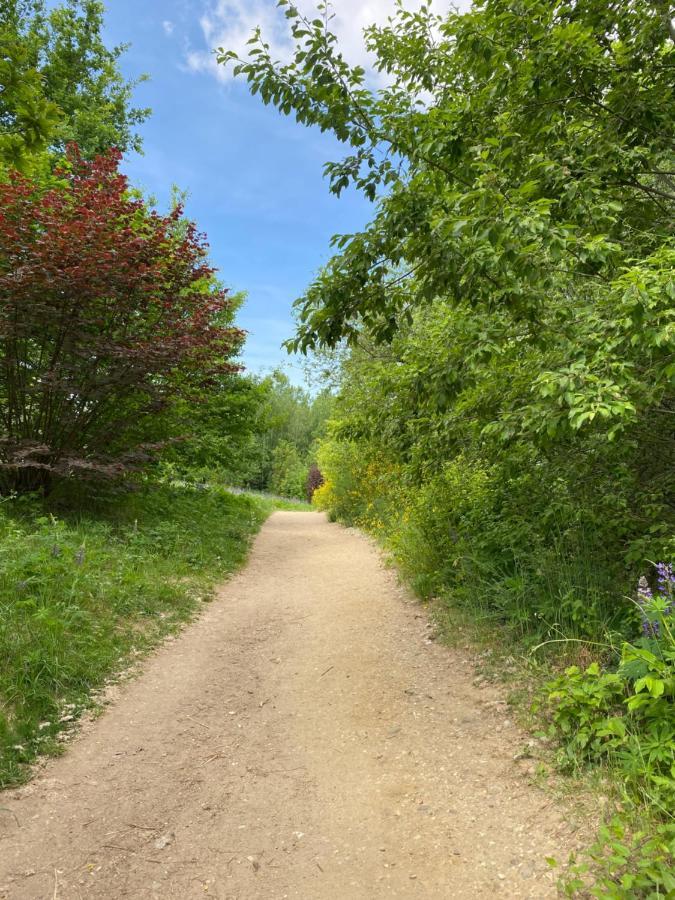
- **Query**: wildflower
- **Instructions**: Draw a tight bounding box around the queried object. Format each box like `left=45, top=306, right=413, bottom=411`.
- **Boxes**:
left=656, top=562, right=674, bottom=614
left=637, top=576, right=659, bottom=638
left=656, top=562, right=674, bottom=592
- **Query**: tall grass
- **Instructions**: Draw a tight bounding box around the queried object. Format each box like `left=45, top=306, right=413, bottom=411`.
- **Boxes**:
left=0, top=482, right=272, bottom=788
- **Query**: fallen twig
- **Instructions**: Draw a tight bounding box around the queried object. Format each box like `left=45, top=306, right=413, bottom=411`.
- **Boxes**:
left=198, top=753, right=227, bottom=768
left=102, top=845, right=162, bottom=864
left=186, top=715, right=212, bottom=730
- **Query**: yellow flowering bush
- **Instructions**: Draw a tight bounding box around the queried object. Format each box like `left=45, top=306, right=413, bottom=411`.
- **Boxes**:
left=311, top=479, right=334, bottom=511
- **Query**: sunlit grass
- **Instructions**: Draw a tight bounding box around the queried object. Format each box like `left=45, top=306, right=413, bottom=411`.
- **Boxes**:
left=0, top=482, right=271, bottom=788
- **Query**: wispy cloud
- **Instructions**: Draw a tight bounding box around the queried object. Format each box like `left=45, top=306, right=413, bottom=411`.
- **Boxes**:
left=186, top=0, right=460, bottom=82
left=162, top=19, right=175, bottom=36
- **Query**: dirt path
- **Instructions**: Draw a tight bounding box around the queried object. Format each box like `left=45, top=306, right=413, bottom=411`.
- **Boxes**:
left=0, top=512, right=579, bottom=899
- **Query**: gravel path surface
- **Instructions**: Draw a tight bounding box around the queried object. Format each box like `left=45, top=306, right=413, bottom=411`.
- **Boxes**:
left=0, top=511, right=577, bottom=899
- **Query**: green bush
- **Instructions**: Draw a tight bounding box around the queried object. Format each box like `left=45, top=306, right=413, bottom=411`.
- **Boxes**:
left=545, top=573, right=674, bottom=805
left=546, top=663, right=628, bottom=768
left=562, top=818, right=675, bottom=899
left=543, top=579, right=674, bottom=896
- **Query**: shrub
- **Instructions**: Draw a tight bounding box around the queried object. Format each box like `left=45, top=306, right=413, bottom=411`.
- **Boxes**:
left=545, top=566, right=674, bottom=799
left=562, top=818, right=675, bottom=898
left=546, top=663, right=628, bottom=769
left=305, top=463, right=324, bottom=503
left=0, top=147, right=243, bottom=494
left=542, top=566, right=675, bottom=894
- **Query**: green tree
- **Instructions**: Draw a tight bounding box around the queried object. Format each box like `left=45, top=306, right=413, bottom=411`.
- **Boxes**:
left=0, top=24, right=60, bottom=171
left=221, top=0, right=674, bottom=440
left=160, top=373, right=271, bottom=487
left=269, top=439, right=306, bottom=498
left=0, top=0, right=149, bottom=167
left=244, top=370, right=332, bottom=491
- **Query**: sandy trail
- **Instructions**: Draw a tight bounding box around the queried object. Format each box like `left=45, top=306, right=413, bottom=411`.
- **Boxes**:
left=0, top=512, right=577, bottom=899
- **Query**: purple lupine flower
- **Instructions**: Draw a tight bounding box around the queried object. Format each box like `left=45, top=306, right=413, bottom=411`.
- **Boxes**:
left=637, top=576, right=659, bottom=638
left=656, top=562, right=674, bottom=594
left=656, top=563, right=674, bottom=615
left=641, top=618, right=658, bottom=638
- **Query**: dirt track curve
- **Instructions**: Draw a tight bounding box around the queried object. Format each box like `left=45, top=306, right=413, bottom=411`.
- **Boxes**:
left=0, top=511, right=579, bottom=899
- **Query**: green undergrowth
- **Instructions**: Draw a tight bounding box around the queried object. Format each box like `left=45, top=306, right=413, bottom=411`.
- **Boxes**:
left=428, top=592, right=675, bottom=898
left=0, top=481, right=278, bottom=789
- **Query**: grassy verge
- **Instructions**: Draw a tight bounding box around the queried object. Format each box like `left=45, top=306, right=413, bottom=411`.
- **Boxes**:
left=230, top=489, right=312, bottom=512
left=0, top=481, right=280, bottom=789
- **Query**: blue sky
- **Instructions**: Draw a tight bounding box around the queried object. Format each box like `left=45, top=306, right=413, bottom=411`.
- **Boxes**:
left=100, top=0, right=465, bottom=383
left=100, top=1, right=397, bottom=383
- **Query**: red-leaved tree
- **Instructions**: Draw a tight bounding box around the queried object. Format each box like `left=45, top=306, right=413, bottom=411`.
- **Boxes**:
left=306, top=463, right=324, bottom=503
left=0, top=147, right=244, bottom=493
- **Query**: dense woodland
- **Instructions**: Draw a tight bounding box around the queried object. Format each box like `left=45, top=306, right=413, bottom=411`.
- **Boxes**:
left=0, top=0, right=673, bottom=894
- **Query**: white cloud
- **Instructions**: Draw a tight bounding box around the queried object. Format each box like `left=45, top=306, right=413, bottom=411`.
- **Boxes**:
left=163, top=19, right=175, bottom=36
left=187, top=0, right=465, bottom=82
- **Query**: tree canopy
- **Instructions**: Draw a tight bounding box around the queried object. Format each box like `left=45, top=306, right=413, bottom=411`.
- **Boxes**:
left=0, top=0, right=149, bottom=170
left=222, top=0, right=674, bottom=443
left=0, top=148, right=243, bottom=492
